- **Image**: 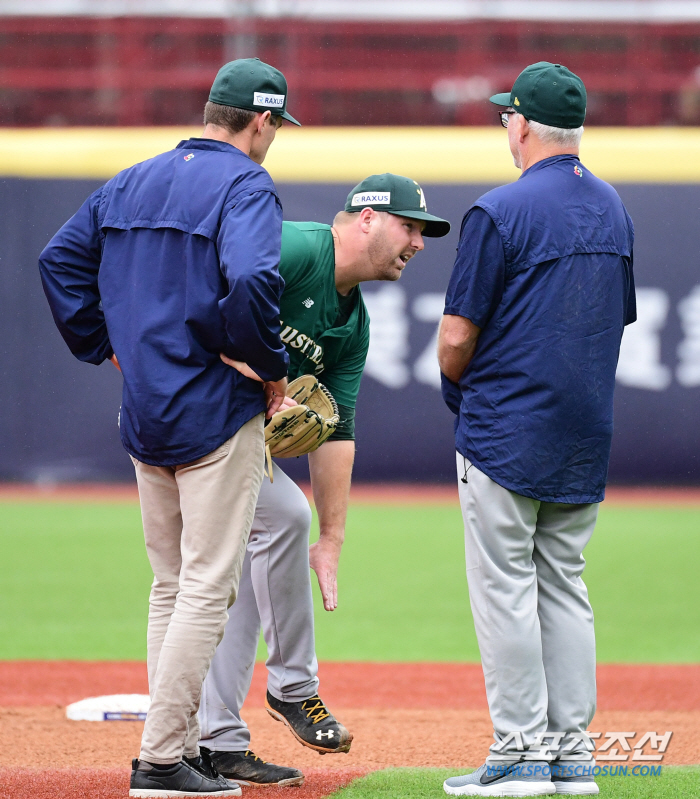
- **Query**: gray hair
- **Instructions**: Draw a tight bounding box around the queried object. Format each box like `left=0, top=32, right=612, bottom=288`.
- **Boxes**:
left=525, top=117, right=584, bottom=148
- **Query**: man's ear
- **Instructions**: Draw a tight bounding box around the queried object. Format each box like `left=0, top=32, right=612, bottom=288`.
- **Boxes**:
left=256, top=110, right=272, bottom=134
left=358, top=207, right=375, bottom=233
left=518, top=114, right=530, bottom=143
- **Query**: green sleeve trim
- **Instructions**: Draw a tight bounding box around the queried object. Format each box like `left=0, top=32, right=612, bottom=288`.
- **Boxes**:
left=328, top=403, right=355, bottom=441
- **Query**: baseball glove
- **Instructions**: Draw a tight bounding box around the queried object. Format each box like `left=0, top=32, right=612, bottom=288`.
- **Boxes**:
left=264, top=375, right=339, bottom=481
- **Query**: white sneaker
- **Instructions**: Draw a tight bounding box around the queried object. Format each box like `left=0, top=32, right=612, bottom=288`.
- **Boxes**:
left=444, top=762, right=555, bottom=796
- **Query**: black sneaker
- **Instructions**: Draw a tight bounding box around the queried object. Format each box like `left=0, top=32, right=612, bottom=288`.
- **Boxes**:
left=129, top=758, right=242, bottom=797
left=265, top=690, right=353, bottom=754
left=184, top=749, right=223, bottom=781
left=203, top=747, right=305, bottom=786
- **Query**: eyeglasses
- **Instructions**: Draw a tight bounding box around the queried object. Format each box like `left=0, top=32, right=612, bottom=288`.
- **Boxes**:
left=499, top=110, right=517, bottom=128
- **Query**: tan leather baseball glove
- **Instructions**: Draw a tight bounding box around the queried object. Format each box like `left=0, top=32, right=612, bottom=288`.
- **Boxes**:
left=264, top=375, right=339, bottom=480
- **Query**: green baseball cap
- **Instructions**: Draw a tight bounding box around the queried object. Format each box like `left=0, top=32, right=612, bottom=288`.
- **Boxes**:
left=490, top=61, right=586, bottom=129
left=209, top=57, right=301, bottom=126
left=344, top=174, right=450, bottom=238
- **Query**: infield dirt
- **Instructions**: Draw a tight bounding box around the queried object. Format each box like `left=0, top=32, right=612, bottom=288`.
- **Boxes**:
left=1, top=661, right=699, bottom=798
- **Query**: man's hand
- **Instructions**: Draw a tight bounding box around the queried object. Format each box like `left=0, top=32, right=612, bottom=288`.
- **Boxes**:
left=308, top=440, right=354, bottom=611
left=263, top=377, right=288, bottom=417
left=110, top=354, right=121, bottom=372
left=309, top=535, right=342, bottom=611
left=220, top=353, right=289, bottom=418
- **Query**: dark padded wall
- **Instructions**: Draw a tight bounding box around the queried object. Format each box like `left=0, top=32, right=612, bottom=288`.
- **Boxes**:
left=1, top=178, right=698, bottom=484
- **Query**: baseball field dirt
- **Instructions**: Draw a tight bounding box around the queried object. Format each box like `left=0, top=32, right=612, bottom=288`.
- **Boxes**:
left=1, top=661, right=698, bottom=798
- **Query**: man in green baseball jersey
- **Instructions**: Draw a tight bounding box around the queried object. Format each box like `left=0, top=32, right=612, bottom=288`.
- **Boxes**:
left=196, top=174, right=450, bottom=785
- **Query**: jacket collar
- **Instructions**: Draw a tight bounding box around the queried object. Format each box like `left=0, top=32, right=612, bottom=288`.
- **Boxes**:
left=176, top=138, right=249, bottom=156
left=520, top=153, right=581, bottom=179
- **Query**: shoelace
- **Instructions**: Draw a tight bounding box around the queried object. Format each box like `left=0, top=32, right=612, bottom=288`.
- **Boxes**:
left=244, top=750, right=265, bottom=763
left=300, top=695, right=330, bottom=724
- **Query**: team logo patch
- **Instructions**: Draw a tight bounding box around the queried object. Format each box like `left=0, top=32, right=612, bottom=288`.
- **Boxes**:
left=183, top=154, right=194, bottom=161
left=417, top=187, right=427, bottom=210
left=351, top=192, right=391, bottom=206
left=574, top=165, right=583, bottom=177
left=514, top=97, right=520, bottom=106
left=253, top=91, right=285, bottom=108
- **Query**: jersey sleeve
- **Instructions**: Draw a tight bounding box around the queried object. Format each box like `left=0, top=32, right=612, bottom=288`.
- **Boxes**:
left=444, top=206, right=506, bottom=328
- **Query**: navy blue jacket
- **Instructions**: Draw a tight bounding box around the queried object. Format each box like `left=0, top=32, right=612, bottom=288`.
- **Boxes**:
left=39, top=138, right=289, bottom=466
left=443, top=155, right=636, bottom=503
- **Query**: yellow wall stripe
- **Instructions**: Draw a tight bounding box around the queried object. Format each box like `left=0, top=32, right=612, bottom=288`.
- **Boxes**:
left=0, top=126, right=698, bottom=184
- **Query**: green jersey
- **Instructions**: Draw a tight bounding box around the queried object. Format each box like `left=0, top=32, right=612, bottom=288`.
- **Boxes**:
left=278, top=222, right=370, bottom=440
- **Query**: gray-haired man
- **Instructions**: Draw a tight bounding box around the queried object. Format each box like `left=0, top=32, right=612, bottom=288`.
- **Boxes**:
left=438, top=62, right=636, bottom=797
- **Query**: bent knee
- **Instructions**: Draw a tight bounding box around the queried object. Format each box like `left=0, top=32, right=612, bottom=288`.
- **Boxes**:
left=286, top=494, right=313, bottom=540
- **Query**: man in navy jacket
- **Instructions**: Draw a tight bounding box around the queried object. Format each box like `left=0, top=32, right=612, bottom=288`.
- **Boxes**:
left=39, top=59, right=300, bottom=798
left=438, top=63, right=635, bottom=798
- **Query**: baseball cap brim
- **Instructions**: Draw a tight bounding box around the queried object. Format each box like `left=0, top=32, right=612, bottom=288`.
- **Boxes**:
left=280, top=110, right=301, bottom=126
left=489, top=92, right=513, bottom=107
left=391, top=209, right=451, bottom=238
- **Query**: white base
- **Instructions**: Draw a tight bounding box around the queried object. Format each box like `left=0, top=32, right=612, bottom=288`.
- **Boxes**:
left=444, top=780, right=556, bottom=797
left=66, top=694, right=150, bottom=721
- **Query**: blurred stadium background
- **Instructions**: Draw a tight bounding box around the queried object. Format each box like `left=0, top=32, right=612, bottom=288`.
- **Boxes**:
left=0, top=0, right=698, bottom=487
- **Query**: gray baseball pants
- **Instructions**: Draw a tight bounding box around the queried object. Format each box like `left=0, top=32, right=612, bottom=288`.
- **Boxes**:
left=456, top=453, right=598, bottom=762
left=198, top=463, right=319, bottom=751
left=133, top=414, right=265, bottom=764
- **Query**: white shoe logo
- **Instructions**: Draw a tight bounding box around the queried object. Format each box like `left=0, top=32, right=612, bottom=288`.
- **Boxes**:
left=316, top=730, right=335, bottom=740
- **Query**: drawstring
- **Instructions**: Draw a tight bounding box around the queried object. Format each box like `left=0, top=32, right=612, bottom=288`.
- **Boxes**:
left=264, top=444, right=274, bottom=483
left=461, top=456, right=473, bottom=484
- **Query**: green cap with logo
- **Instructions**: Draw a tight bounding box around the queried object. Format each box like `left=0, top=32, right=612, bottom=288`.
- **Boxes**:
left=209, top=57, right=301, bottom=126
left=490, top=61, right=586, bottom=129
left=344, top=173, right=450, bottom=238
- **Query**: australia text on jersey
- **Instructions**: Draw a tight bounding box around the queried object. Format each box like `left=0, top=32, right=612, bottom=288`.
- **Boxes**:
left=280, top=321, right=324, bottom=373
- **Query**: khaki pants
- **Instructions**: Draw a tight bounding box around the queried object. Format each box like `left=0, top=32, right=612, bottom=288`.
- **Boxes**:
left=132, top=414, right=265, bottom=764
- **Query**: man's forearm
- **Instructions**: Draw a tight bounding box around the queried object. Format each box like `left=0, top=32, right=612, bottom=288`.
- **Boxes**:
left=438, top=314, right=481, bottom=382
left=308, top=440, right=355, bottom=543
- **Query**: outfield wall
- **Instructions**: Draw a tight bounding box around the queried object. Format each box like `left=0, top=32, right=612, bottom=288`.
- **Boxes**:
left=0, top=128, right=698, bottom=484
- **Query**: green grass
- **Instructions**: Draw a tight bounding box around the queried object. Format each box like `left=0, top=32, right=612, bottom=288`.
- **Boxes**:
left=0, top=502, right=151, bottom=659
left=0, top=500, right=699, bottom=661
left=331, top=767, right=700, bottom=799
left=310, top=504, right=700, bottom=663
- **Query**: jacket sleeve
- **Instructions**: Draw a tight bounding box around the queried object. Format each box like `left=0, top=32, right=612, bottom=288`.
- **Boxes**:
left=441, top=373, right=462, bottom=416
left=38, top=187, right=114, bottom=365
left=217, top=189, right=289, bottom=382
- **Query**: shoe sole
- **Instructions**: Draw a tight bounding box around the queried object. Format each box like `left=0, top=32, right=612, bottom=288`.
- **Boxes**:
left=553, top=781, right=599, bottom=795
left=443, top=780, right=556, bottom=797
left=129, top=790, right=241, bottom=798
left=231, top=776, right=305, bottom=787
left=264, top=699, right=353, bottom=754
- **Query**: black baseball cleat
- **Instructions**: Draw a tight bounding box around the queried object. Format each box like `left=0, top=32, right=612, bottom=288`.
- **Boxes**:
left=203, top=747, right=305, bottom=786
left=129, top=757, right=242, bottom=797
left=265, top=690, right=353, bottom=754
